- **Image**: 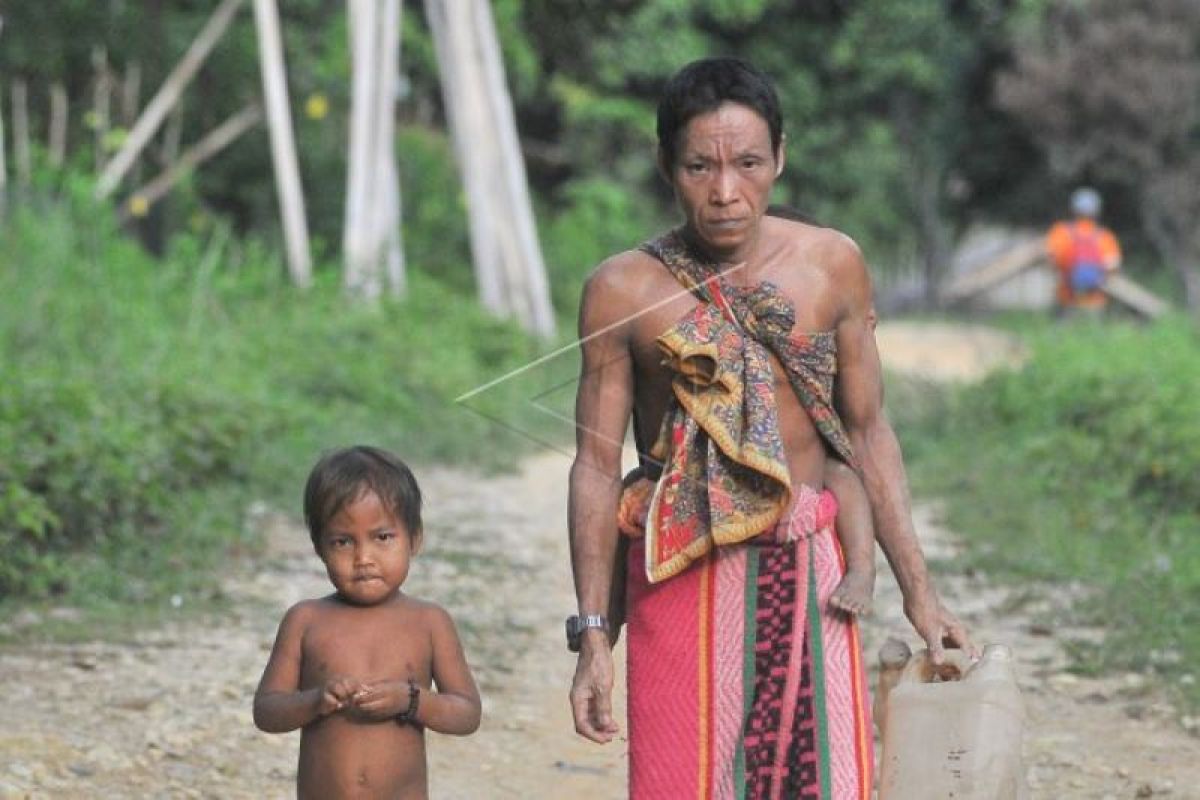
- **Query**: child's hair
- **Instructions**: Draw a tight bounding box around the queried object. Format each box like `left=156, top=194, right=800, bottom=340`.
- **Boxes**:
left=303, top=445, right=423, bottom=549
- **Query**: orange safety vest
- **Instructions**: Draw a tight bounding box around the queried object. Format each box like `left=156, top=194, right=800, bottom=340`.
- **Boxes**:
left=1045, top=219, right=1121, bottom=308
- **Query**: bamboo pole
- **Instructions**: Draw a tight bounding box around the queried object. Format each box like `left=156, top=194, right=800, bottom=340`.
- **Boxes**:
left=252, top=0, right=313, bottom=287
left=96, top=0, right=245, bottom=199
left=343, top=0, right=382, bottom=298
left=12, top=78, right=30, bottom=187
left=48, top=81, right=68, bottom=168
left=374, top=0, right=405, bottom=297
left=425, top=0, right=504, bottom=314
left=424, top=0, right=555, bottom=336
left=472, top=0, right=554, bottom=336
left=119, top=103, right=262, bottom=221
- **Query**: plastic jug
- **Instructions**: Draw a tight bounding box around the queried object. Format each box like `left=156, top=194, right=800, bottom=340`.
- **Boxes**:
left=877, top=642, right=1029, bottom=800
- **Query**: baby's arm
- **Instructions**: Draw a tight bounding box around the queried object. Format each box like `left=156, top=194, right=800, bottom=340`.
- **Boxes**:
left=253, top=603, right=363, bottom=733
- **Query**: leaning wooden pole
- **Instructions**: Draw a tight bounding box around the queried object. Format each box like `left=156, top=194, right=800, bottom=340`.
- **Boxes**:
left=119, top=104, right=262, bottom=221
left=252, top=0, right=313, bottom=287
left=96, top=0, right=245, bottom=199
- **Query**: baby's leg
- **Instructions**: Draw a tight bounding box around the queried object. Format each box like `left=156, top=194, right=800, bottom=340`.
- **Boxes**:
left=825, top=459, right=876, bottom=616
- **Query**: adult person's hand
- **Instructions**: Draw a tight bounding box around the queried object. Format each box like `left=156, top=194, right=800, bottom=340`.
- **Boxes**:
left=905, top=588, right=978, bottom=664
left=569, top=634, right=619, bottom=743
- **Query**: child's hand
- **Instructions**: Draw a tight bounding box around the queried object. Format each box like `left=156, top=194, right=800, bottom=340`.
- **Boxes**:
left=318, top=675, right=363, bottom=717
left=348, top=679, right=411, bottom=721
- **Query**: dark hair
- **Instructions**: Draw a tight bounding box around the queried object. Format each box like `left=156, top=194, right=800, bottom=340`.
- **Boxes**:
left=656, top=57, right=783, bottom=168
left=303, top=446, right=423, bottom=549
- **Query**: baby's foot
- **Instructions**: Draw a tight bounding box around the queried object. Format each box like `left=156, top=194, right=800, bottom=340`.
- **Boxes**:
left=830, top=568, right=875, bottom=616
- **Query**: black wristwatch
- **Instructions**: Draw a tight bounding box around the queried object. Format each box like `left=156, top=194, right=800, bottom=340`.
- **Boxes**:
left=565, top=614, right=608, bottom=652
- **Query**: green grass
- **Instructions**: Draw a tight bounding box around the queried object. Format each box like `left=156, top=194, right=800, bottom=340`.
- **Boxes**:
left=0, top=190, right=579, bottom=631
left=895, top=316, right=1200, bottom=710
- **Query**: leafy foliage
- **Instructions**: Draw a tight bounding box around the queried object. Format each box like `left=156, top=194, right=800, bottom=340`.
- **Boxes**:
left=901, top=318, right=1200, bottom=707
left=0, top=190, right=561, bottom=605
left=997, top=0, right=1200, bottom=310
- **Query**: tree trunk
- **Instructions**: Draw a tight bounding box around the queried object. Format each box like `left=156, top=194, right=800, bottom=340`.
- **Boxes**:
left=252, top=0, right=313, bottom=288
left=11, top=78, right=30, bottom=188
left=96, top=0, right=245, bottom=199
left=160, top=100, right=184, bottom=168
left=0, top=23, right=5, bottom=215
left=0, top=79, right=7, bottom=216
left=48, top=82, right=69, bottom=168
left=121, top=62, right=143, bottom=128
left=92, top=47, right=112, bottom=172
left=891, top=93, right=951, bottom=310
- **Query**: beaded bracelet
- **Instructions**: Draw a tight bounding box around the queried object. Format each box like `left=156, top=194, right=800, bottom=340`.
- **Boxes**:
left=396, top=680, right=421, bottom=725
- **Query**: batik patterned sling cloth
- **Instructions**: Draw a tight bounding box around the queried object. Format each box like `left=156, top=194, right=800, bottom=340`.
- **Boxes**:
left=621, top=229, right=873, bottom=799
left=631, top=228, right=859, bottom=583
left=626, top=493, right=874, bottom=800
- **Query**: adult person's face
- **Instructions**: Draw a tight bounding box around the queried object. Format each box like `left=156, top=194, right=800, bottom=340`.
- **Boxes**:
left=663, top=101, right=784, bottom=261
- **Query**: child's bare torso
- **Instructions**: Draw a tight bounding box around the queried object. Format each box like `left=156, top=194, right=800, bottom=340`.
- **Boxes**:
left=297, top=595, right=433, bottom=800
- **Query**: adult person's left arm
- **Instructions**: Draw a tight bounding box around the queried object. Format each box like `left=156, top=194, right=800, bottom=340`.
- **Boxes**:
left=831, top=235, right=978, bottom=664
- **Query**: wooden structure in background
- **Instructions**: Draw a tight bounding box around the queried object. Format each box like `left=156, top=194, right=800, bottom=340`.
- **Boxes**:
left=941, top=236, right=1170, bottom=319
left=424, top=0, right=556, bottom=337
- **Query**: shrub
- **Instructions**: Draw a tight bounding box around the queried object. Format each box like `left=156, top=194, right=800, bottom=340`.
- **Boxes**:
left=901, top=317, right=1200, bottom=707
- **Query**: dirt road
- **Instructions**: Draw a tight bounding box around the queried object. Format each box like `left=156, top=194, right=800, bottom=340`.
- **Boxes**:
left=1, top=322, right=1196, bottom=799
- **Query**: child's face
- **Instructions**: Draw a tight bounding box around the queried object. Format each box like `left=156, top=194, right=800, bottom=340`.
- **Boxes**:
left=318, top=489, right=418, bottom=606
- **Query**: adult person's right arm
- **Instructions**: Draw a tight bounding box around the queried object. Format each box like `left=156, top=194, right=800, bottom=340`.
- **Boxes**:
left=829, top=234, right=977, bottom=664
left=568, top=259, right=636, bottom=744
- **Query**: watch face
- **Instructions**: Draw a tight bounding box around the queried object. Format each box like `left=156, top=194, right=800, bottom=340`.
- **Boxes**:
left=565, top=616, right=581, bottom=652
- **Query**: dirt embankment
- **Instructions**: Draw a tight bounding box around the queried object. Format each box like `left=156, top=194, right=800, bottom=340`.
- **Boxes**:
left=1, top=322, right=1195, bottom=799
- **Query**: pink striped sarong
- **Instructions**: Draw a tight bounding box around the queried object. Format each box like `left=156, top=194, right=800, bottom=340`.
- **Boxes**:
left=626, top=489, right=873, bottom=799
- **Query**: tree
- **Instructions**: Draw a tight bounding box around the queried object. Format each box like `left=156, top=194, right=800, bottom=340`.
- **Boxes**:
left=997, top=0, right=1200, bottom=312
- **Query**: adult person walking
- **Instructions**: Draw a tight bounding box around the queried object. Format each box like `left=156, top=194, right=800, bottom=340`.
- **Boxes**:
left=1045, top=186, right=1122, bottom=318
left=566, top=58, right=975, bottom=798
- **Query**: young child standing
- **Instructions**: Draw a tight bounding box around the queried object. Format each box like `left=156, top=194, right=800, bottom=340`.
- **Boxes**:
left=254, top=445, right=481, bottom=800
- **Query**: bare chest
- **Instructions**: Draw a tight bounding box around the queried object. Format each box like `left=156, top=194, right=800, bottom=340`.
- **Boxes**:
left=626, top=259, right=837, bottom=443
left=300, top=607, right=431, bottom=686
